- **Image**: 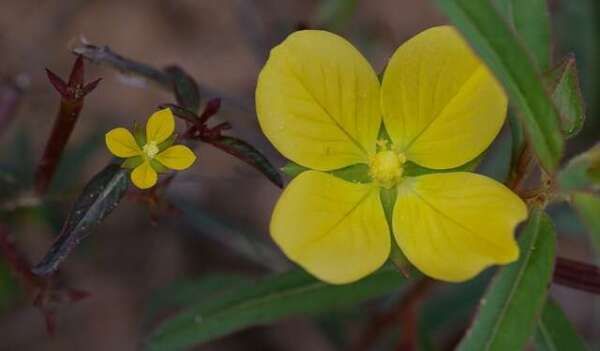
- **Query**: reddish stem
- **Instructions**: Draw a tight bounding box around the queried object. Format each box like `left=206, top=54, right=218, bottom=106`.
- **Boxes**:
left=34, top=56, right=100, bottom=195
left=0, top=224, right=90, bottom=335
left=554, top=257, right=600, bottom=294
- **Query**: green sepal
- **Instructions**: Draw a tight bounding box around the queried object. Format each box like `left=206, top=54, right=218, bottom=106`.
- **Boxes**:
left=544, top=55, right=586, bottom=139
left=121, top=156, right=143, bottom=169
left=151, top=159, right=169, bottom=173
left=282, top=161, right=372, bottom=184
left=281, top=162, right=308, bottom=179
left=403, top=154, right=482, bottom=177
left=133, top=121, right=146, bottom=147
left=331, top=164, right=370, bottom=183
left=380, top=186, right=414, bottom=276
left=158, top=133, right=177, bottom=152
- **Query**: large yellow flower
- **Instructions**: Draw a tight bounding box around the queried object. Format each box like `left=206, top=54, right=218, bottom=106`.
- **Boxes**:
left=256, top=26, right=528, bottom=284
left=105, top=108, right=196, bottom=189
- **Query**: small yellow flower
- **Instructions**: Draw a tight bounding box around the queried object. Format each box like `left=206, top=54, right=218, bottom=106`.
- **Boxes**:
left=256, top=26, right=528, bottom=284
left=105, top=108, right=196, bottom=189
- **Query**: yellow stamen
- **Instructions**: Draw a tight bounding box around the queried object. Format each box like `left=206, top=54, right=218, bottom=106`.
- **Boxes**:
left=369, top=150, right=406, bottom=188
left=142, top=142, right=159, bottom=159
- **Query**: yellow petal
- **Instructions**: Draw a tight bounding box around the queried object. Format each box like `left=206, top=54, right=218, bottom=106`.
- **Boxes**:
left=146, top=108, right=175, bottom=144
left=256, top=30, right=381, bottom=171
left=392, top=172, right=527, bottom=282
left=105, top=127, right=142, bottom=158
left=271, top=171, right=390, bottom=284
left=131, top=160, right=158, bottom=189
left=155, top=145, right=196, bottom=170
left=381, top=26, right=507, bottom=169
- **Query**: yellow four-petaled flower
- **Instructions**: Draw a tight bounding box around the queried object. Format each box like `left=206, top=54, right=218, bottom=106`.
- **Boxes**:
left=256, top=26, right=528, bottom=284
left=105, top=108, right=196, bottom=189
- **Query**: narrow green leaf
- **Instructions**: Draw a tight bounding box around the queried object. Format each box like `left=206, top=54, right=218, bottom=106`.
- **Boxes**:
left=145, top=274, right=250, bottom=326
left=435, top=0, right=564, bottom=172
left=495, top=0, right=551, bottom=70
left=32, top=163, right=129, bottom=275
left=457, top=208, right=556, bottom=351
left=558, top=143, right=600, bottom=193
left=545, top=55, right=586, bottom=138
left=495, top=0, right=551, bottom=168
left=534, top=298, right=589, bottom=351
left=145, top=263, right=407, bottom=351
left=164, top=66, right=201, bottom=113
left=207, top=136, right=283, bottom=188
left=572, top=193, right=600, bottom=255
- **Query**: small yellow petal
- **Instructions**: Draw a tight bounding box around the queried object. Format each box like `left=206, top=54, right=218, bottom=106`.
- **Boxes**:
left=131, top=161, right=158, bottom=189
left=105, top=128, right=141, bottom=158
left=392, top=172, right=527, bottom=282
left=155, top=145, right=196, bottom=170
left=146, top=108, right=175, bottom=144
left=271, top=171, right=390, bottom=284
left=381, top=26, right=507, bottom=169
left=256, top=30, right=381, bottom=170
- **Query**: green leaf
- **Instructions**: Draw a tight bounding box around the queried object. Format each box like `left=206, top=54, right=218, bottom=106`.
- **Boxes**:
left=494, top=0, right=551, bottom=167
left=32, top=163, right=129, bottom=275
left=558, top=143, right=600, bottom=193
left=145, top=274, right=250, bottom=326
left=435, top=0, right=564, bottom=172
left=145, top=263, right=407, bottom=351
left=207, top=136, right=283, bottom=188
left=456, top=208, right=556, bottom=351
left=164, top=66, right=201, bottom=113
left=534, top=298, right=589, bottom=351
left=545, top=55, right=586, bottom=138
left=495, top=0, right=551, bottom=70
left=572, top=193, right=600, bottom=256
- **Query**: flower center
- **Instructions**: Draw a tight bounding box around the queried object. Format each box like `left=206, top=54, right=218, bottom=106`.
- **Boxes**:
left=142, top=142, right=159, bottom=159
left=369, top=149, right=406, bottom=188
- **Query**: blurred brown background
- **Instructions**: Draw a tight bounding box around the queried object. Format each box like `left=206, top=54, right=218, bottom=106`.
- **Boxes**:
left=0, top=0, right=598, bottom=350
